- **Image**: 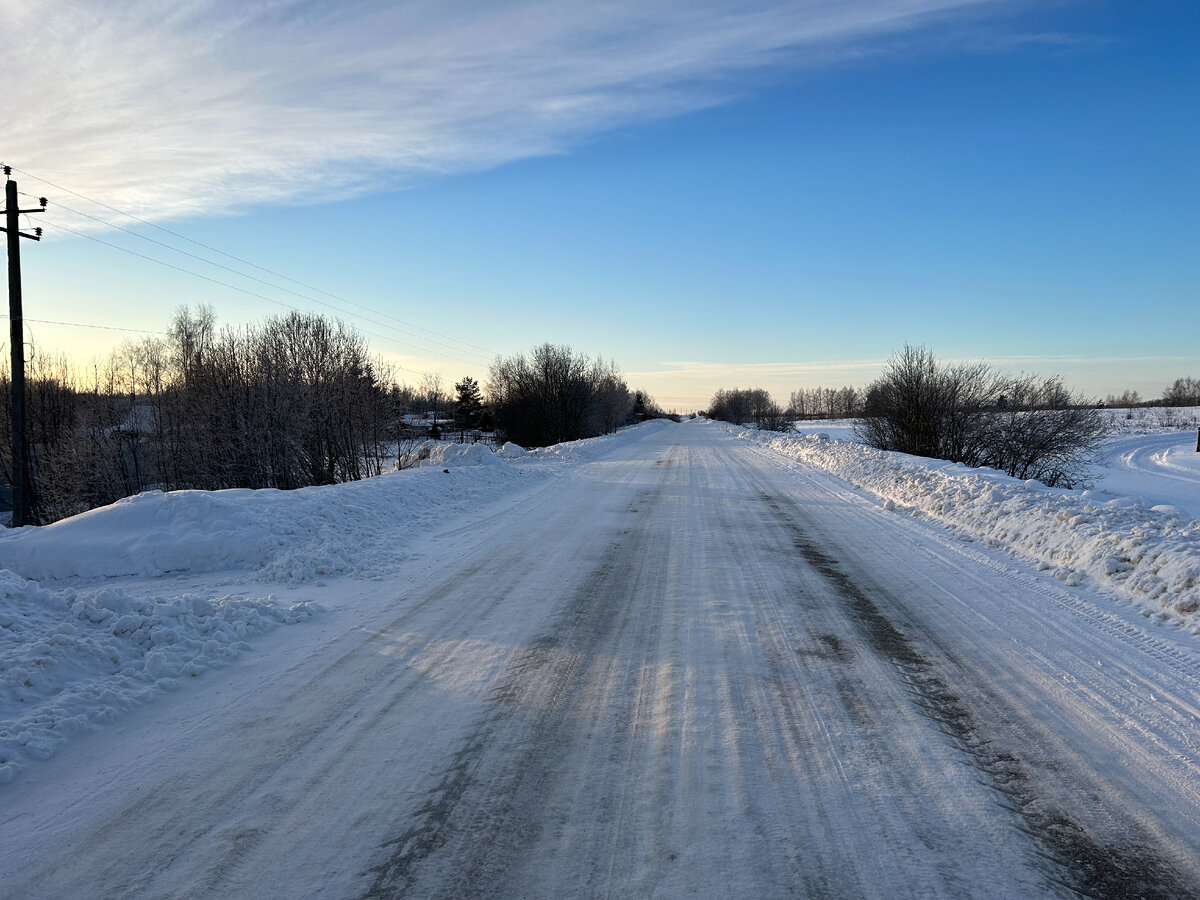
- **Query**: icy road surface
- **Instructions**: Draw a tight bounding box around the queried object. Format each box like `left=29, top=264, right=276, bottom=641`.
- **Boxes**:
left=5, top=422, right=1200, bottom=898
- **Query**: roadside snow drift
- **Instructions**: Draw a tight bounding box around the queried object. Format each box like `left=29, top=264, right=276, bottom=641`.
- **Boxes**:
left=0, top=438, right=548, bottom=781
left=1, top=454, right=535, bottom=583
left=0, top=568, right=313, bottom=784
left=736, top=426, right=1200, bottom=628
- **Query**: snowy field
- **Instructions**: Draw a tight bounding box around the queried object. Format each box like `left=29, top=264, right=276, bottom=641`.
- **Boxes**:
left=1090, top=430, right=1200, bottom=520
left=2, top=416, right=1200, bottom=895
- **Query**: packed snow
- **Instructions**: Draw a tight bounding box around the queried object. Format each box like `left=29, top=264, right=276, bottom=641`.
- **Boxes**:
left=3, top=418, right=1200, bottom=896
left=2, top=417, right=1199, bottom=787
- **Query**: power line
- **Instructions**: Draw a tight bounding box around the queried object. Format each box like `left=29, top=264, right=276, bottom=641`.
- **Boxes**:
left=41, top=201, right=492, bottom=364
left=4, top=163, right=499, bottom=359
left=0, top=313, right=167, bottom=335
left=0, top=312, right=429, bottom=379
left=39, top=216, right=489, bottom=369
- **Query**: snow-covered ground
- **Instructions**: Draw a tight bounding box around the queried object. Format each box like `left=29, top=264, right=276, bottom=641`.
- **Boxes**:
left=1088, top=430, right=1200, bottom=520
left=791, top=417, right=859, bottom=442
left=2, top=417, right=1200, bottom=895
left=764, top=421, right=1200, bottom=624
left=2, top=418, right=1198, bottom=781
left=0, top=433, right=617, bottom=785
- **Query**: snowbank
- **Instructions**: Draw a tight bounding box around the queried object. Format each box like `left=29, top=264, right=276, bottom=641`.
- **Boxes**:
left=0, top=440, right=535, bottom=782
left=0, top=569, right=313, bottom=782
left=0, top=427, right=665, bottom=586
left=398, top=439, right=507, bottom=470
left=733, top=427, right=1200, bottom=629
left=2, top=456, right=534, bottom=584
left=0, top=427, right=659, bottom=782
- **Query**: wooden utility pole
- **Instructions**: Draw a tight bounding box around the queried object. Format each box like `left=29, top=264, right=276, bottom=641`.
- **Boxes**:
left=2, top=167, right=46, bottom=527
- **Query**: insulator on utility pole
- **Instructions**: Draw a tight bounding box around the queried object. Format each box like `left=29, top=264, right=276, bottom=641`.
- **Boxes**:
left=2, top=171, right=46, bottom=527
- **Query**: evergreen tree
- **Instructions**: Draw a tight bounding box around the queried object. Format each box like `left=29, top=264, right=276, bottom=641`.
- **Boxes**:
left=453, top=376, right=483, bottom=441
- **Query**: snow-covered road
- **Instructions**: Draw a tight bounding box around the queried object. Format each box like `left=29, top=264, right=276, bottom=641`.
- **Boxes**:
left=5, top=421, right=1200, bottom=898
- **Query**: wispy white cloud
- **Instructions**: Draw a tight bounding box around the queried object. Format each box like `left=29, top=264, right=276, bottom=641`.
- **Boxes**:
left=952, top=354, right=1199, bottom=368
left=636, top=359, right=887, bottom=379
left=6, top=0, right=1005, bottom=222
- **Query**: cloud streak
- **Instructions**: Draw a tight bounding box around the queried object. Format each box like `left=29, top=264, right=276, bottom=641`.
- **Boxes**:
left=7, top=0, right=1003, bottom=222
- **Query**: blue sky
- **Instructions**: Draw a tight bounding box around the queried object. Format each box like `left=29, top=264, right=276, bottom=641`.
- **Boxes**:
left=5, top=0, right=1197, bottom=411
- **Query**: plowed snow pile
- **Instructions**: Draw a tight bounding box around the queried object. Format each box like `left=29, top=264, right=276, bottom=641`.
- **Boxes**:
left=734, top=426, right=1200, bottom=627
left=0, top=570, right=312, bottom=784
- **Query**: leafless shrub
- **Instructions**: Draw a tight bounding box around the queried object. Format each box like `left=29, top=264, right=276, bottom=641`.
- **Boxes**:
left=706, top=388, right=787, bottom=430
left=856, top=345, right=1107, bottom=488
left=983, top=376, right=1109, bottom=487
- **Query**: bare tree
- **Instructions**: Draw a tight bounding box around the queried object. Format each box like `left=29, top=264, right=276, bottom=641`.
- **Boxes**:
left=590, top=358, right=632, bottom=435
left=835, top=386, right=860, bottom=418
left=1162, top=377, right=1200, bottom=407
left=418, top=373, right=445, bottom=421
left=707, top=387, right=786, bottom=430
left=707, top=389, right=750, bottom=426
left=857, top=345, right=1107, bottom=487
left=489, top=344, right=628, bottom=448
left=787, top=389, right=809, bottom=419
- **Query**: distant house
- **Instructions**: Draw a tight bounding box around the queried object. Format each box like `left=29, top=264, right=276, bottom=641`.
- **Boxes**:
left=105, top=400, right=160, bottom=439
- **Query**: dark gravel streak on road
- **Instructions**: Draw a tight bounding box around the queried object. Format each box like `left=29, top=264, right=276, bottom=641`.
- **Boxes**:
left=362, top=477, right=674, bottom=899
left=757, top=489, right=1193, bottom=900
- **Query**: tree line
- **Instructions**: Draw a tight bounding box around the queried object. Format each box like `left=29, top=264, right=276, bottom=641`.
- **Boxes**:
left=708, top=375, right=1200, bottom=430
left=704, top=384, right=864, bottom=428
left=488, top=343, right=666, bottom=448
left=787, top=386, right=863, bottom=420
left=2, top=307, right=399, bottom=523
left=700, top=347, right=1193, bottom=488
left=3, top=310, right=664, bottom=525
left=1105, top=377, right=1200, bottom=409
